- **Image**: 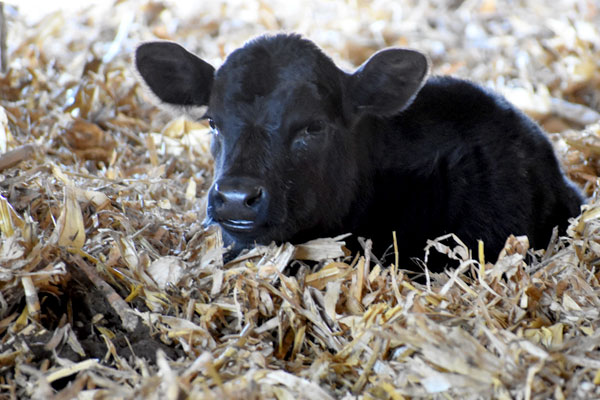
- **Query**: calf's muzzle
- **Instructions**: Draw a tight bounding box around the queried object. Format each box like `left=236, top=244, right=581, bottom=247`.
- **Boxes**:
left=209, top=177, right=268, bottom=233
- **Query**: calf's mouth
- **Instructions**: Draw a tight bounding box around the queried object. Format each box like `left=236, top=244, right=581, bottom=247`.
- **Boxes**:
left=219, top=219, right=257, bottom=232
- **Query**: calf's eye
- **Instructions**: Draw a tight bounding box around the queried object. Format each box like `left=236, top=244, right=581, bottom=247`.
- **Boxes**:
left=304, top=120, right=325, bottom=135
left=208, top=118, right=219, bottom=135
left=291, top=120, right=328, bottom=151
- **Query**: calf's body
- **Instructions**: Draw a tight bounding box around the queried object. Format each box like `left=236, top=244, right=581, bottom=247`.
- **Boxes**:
left=135, top=34, right=583, bottom=271
left=348, top=76, right=583, bottom=264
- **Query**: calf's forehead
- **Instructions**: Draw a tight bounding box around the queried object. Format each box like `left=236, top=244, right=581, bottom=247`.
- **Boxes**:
left=211, top=76, right=339, bottom=137
left=219, top=82, right=328, bottom=131
left=215, top=56, right=322, bottom=100
left=209, top=36, right=342, bottom=117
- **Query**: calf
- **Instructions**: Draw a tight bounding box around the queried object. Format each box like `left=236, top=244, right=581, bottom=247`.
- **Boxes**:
left=135, top=33, right=584, bottom=271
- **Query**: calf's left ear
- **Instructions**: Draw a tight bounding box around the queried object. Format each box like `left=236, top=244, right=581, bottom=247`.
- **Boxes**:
left=348, top=49, right=430, bottom=118
left=135, top=41, right=215, bottom=107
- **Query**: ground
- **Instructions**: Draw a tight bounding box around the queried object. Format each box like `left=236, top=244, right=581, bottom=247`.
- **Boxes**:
left=1, top=0, right=600, bottom=399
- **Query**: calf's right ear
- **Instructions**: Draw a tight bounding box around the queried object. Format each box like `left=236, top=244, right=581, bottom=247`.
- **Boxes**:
left=135, top=41, right=215, bottom=107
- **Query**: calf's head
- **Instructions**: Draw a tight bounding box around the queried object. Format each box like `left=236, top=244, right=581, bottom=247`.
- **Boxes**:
left=135, top=34, right=429, bottom=250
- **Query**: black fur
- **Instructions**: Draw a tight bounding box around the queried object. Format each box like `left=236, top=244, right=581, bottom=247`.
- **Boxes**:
left=135, top=33, right=584, bottom=271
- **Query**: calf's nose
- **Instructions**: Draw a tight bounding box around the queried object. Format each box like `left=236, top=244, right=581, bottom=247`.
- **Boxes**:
left=210, top=177, right=268, bottom=224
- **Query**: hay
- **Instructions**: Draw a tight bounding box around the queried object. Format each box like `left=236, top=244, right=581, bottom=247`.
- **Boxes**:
left=1, top=0, right=599, bottom=398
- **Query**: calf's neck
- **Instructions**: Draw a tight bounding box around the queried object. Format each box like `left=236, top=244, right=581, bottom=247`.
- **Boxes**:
left=135, top=34, right=584, bottom=271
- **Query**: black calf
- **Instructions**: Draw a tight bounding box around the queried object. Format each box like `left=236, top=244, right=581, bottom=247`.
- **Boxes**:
left=135, top=33, right=584, bottom=271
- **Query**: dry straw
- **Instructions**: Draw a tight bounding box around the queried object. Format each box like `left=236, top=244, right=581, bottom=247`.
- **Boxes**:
left=0, top=0, right=599, bottom=398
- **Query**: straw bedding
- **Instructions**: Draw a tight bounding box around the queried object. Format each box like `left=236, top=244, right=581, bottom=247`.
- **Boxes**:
left=1, top=1, right=600, bottom=398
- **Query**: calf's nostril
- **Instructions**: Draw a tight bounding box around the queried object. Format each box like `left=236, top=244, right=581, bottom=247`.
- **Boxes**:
left=212, top=184, right=225, bottom=207
left=244, top=186, right=264, bottom=208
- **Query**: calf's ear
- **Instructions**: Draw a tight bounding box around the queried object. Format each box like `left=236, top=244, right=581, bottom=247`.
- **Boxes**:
left=348, top=49, right=430, bottom=118
left=135, top=41, right=215, bottom=107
